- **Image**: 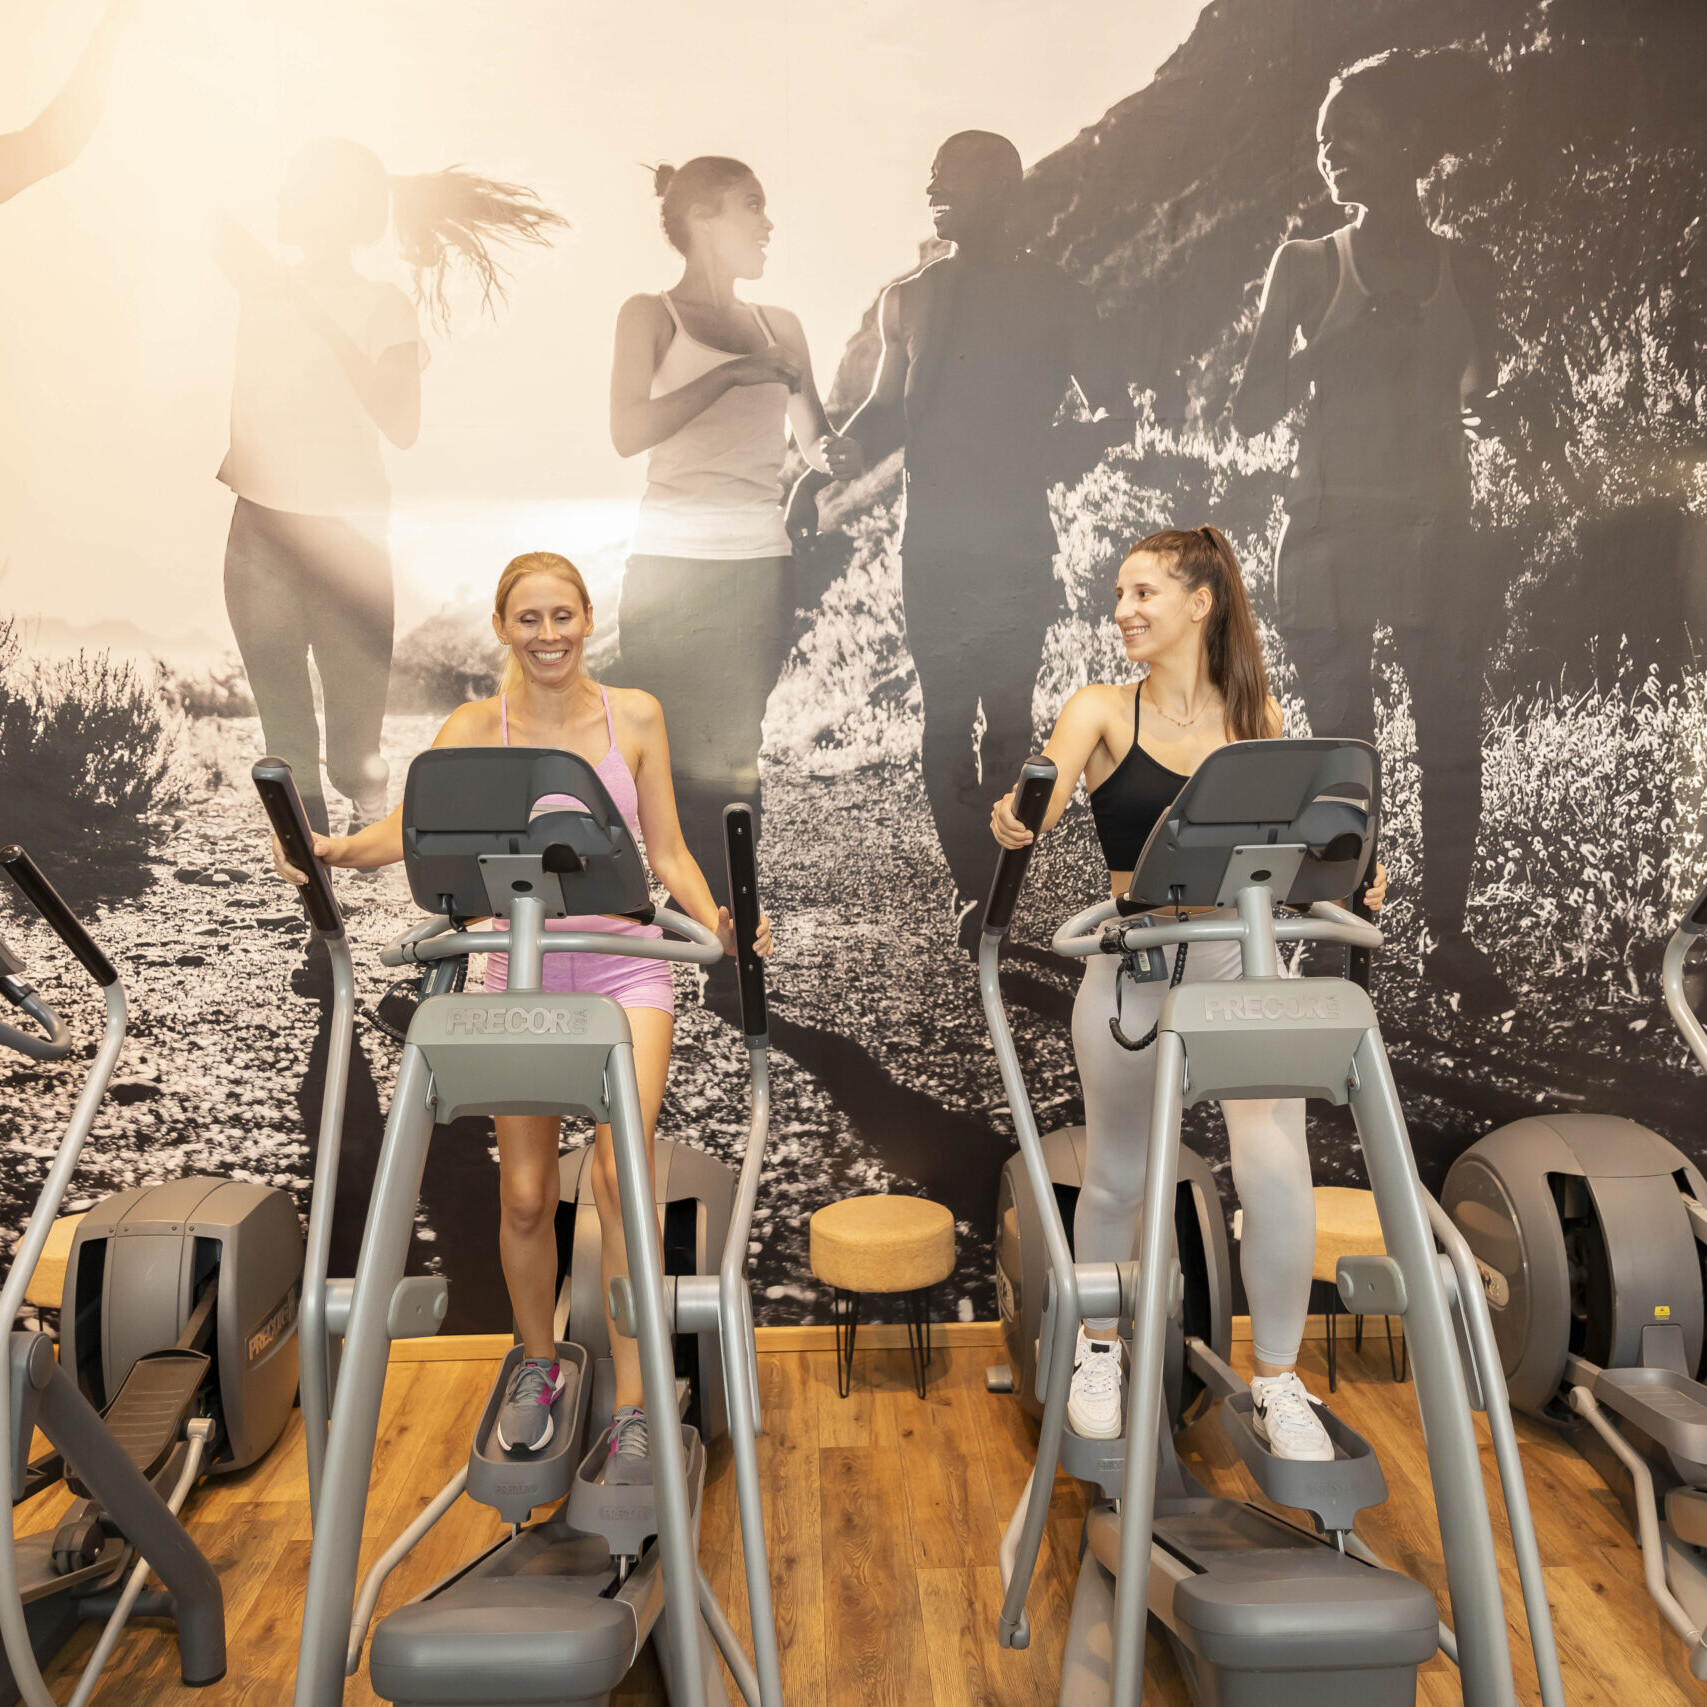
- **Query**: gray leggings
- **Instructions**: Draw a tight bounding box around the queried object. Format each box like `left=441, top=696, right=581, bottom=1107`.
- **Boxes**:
left=1072, top=925, right=1315, bottom=1368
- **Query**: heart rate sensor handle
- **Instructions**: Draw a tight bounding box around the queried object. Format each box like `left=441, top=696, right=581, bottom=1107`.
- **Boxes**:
left=253, top=758, right=345, bottom=938
left=722, top=804, right=767, bottom=1040
left=983, top=757, right=1058, bottom=940
left=0, top=846, right=118, bottom=988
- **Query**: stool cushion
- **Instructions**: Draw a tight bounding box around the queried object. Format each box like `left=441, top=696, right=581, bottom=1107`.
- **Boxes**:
left=1311, top=1187, right=1387, bottom=1286
left=810, top=1195, right=955, bottom=1294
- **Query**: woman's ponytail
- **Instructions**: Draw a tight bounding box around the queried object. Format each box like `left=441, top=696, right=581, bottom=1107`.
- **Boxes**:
left=1126, top=525, right=1272, bottom=742
left=389, top=168, right=569, bottom=329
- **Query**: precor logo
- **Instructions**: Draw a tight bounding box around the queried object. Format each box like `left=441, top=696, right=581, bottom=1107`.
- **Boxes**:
left=1202, top=991, right=1343, bottom=1022
left=445, top=1006, right=588, bottom=1037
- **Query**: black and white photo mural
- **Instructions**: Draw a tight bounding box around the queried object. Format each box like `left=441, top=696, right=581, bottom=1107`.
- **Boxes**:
left=3, top=0, right=1704, bottom=1329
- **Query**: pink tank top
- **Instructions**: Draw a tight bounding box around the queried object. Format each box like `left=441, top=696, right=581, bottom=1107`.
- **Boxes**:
left=500, top=684, right=642, bottom=837
left=482, top=686, right=659, bottom=982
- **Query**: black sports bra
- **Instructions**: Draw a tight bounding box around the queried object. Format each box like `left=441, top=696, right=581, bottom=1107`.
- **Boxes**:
left=1089, top=687, right=1189, bottom=872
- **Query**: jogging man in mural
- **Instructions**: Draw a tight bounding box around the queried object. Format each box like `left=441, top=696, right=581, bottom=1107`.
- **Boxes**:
left=820, top=130, right=1128, bottom=954
left=1234, top=48, right=1506, bottom=1006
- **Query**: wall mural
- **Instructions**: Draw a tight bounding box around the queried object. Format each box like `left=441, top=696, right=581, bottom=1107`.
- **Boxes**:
left=2, top=0, right=1703, bottom=1330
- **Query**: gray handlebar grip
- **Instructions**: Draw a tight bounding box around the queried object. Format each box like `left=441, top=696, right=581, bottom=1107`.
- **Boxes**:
left=0, top=846, right=117, bottom=987
left=722, top=804, right=767, bottom=1039
left=253, top=758, right=344, bottom=937
left=982, top=758, right=1057, bottom=939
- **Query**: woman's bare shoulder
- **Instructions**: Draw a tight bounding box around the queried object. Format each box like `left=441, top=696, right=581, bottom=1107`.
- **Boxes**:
left=433, top=697, right=502, bottom=748
left=605, top=683, right=664, bottom=732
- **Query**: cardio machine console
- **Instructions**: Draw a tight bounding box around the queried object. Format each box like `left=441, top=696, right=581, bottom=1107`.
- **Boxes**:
left=1124, top=737, right=1379, bottom=912
left=402, top=747, right=653, bottom=925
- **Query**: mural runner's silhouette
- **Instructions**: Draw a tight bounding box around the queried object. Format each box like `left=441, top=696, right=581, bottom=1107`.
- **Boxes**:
left=823, top=131, right=1128, bottom=955
left=1234, top=49, right=1507, bottom=1006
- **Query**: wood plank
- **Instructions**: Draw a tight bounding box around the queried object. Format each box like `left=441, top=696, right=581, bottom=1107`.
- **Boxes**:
left=22, top=1332, right=1703, bottom=1707
left=820, top=1432, right=931, bottom=1707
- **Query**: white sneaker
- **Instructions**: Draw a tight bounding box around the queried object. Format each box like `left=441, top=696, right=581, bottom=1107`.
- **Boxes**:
left=1248, top=1371, right=1335, bottom=1462
left=1067, top=1327, right=1124, bottom=1439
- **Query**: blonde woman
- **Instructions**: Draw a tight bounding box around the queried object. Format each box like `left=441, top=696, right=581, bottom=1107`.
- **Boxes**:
left=273, top=551, right=771, bottom=1475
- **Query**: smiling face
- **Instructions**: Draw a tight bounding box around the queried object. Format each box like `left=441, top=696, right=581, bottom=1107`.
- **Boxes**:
left=927, top=137, right=1018, bottom=246
left=492, top=570, right=592, bottom=689
left=1114, top=549, right=1212, bottom=666
left=1316, top=88, right=1413, bottom=211
left=688, top=173, right=773, bottom=280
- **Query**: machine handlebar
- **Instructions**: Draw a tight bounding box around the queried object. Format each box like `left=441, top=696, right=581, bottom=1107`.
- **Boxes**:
left=0, top=846, right=118, bottom=988
left=982, top=758, right=1057, bottom=939
left=1052, top=898, right=1384, bottom=960
left=253, top=759, right=344, bottom=938
left=379, top=908, right=723, bottom=969
left=722, top=805, right=767, bottom=1040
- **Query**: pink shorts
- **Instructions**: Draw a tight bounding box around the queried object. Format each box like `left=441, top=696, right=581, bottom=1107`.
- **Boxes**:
left=481, top=914, right=676, bottom=1016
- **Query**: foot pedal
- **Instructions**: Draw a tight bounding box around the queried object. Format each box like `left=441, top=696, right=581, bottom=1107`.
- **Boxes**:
left=568, top=1421, right=703, bottom=1558
left=1058, top=1424, right=1127, bottom=1498
left=985, top=1364, right=1015, bottom=1394
left=467, top=1342, right=586, bottom=1524
left=67, top=1350, right=210, bottom=1496
left=1221, top=1393, right=1388, bottom=1534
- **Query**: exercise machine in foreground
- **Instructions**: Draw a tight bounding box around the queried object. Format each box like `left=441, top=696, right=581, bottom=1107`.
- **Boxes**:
left=979, top=740, right=1565, bottom=1707
left=0, top=847, right=302, bottom=1707
left=264, top=748, right=780, bottom=1707
left=1446, top=878, right=1707, bottom=1681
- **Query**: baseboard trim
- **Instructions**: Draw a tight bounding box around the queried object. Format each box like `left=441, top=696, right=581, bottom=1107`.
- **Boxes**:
left=387, top=1321, right=1007, bottom=1363
left=385, top=1315, right=1346, bottom=1363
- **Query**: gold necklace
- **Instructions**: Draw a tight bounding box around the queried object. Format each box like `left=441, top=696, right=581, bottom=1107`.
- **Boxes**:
left=1142, top=684, right=1218, bottom=730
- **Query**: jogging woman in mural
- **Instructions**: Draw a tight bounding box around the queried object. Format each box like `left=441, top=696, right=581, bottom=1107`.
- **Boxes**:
left=1233, top=48, right=1503, bottom=1003
left=610, top=157, right=859, bottom=943
left=216, top=139, right=566, bottom=835
left=272, top=550, right=772, bottom=1473
left=992, top=526, right=1386, bottom=1457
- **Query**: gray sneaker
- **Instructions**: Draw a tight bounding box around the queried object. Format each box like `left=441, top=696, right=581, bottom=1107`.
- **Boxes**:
left=495, top=1358, right=565, bottom=1455
left=604, top=1406, right=651, bottom=1485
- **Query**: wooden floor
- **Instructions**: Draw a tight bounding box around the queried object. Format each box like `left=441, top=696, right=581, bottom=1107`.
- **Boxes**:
left=18, top=1333, right=1702, bottom=1705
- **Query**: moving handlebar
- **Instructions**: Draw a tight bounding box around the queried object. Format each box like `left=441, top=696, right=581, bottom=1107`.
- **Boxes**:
left=981, top=757, right=1057, bottom=939
left=0, top=845, right=118, bottom=988
left=722, top=803, right=768, bottom=1040
left=252, top=759, right=345, bottom=938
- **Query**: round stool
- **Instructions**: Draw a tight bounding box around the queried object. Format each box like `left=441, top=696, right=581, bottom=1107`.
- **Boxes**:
left=809, top=1195, right=955, bottom=1398
left=1313, top=1186, right=1406, bottom=1391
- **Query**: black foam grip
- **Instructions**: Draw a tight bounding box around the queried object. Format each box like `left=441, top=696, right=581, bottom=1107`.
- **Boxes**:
left=252, top=759, right=344, bottom=937
left=0, top=846, right=118, bottom=987
left=722, top=804, right=767, bottom=1039
left=982, top=758, right=1058, bottom=938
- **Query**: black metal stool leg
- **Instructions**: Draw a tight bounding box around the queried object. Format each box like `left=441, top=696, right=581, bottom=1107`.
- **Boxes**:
left=1386, top=1315, right=1408, bottom=1383
left=905, top=1286, right=933, bottom=1399
left=833, top=1288, right=860, bottom=1398
left=1325, top=1296, right=1339, bottom=1394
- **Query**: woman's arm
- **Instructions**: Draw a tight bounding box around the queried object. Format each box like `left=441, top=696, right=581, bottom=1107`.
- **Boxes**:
left=990, top=686, right=1115, bottom=847
left=271, top=702, right=486, bottom=883
left=610, top=294, right=800, bottom=459
left=769, top=310, right=862, bottom=479
left=1230, top=240, right=1327, bottom=439
left=624, top=692, right=771, bottom=956
left=0, top=0, right=130, bottom=207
